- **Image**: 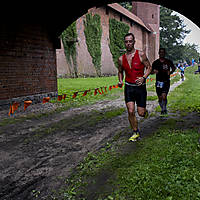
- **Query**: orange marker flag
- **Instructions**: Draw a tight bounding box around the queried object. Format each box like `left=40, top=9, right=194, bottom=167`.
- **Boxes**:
left=8, top=105, right=12, bottom=116
left=82, top=90, right=88, bottom=96
left=104, top=86, right=107, bottom=93
left=100, top=87, right=104, bottom=94
left=94, top=88, right=98, bottom=96
left=72, top=92, right=78, bottom=98
left=57, top=95, right=62, bottom=101
left=97, top=88, right=102, bottom=95
left=43, top=97, right=50, bottom=104
left=113, top=85, right=116, bottom=88
left=115, top=84, right=119, bottom=88
left=8, top=102, right=20, bottom=116
left=63, top=94, right=66, bottom=100
left=24, top=100, right=32, bottom=111
left=109, top=86, right=112, bottom=91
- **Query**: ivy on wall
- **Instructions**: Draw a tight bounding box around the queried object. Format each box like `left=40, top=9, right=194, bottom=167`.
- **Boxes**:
left=109, top=18, right=130, bottom=68
left=83, top=13, right=102, bottom=77
left=61, top=21, right=78, bottom=77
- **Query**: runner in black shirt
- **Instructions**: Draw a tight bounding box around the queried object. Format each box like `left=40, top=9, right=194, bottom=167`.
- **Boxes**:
left=152, top=48, right=176, bottom=115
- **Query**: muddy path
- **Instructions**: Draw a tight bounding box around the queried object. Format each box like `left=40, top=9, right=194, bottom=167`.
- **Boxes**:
left=0, top=80, right=183, bottom=200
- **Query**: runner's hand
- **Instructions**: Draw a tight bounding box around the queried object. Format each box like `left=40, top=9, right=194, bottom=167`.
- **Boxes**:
left=154, top=69, right=158, bottom=74
left=136, top=77, right=144, bottom=86
left=118, top=81, right=123, bottom=88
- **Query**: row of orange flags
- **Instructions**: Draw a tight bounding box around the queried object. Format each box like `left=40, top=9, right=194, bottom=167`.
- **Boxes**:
left=8, top=72, right=179, bottom=116
left=8, top=100, right=33, bottom=116
left=8, top=84, right=121, bottom=116
left=57, top=84, right=121, bottom=101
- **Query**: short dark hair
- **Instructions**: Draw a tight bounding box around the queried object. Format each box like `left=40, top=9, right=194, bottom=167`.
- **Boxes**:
left=124, top=33, right=135, bottom=40
left=159, top=48, right=166, bottom=53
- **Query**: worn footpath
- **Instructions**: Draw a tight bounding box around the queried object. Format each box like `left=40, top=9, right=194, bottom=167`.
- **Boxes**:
left=0, top=79, right=183, bottom=200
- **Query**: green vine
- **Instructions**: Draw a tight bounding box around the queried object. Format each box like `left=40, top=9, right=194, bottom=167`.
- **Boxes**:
left=109, top=18, right=130, bottom=68
left=84, top=13, right=102, bottom=76
left=61, top=21, right=78, bottom=77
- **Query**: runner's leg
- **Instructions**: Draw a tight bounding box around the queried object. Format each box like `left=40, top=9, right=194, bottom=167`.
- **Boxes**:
left=126, top=102, right=138, bottom=131
left=161, top=93, right=168, bottom=113
left=158, top=95, right=164, bottom=112
left=137, top=107, right=147, bottom=117
left=136, top=85, right=148, bottom=117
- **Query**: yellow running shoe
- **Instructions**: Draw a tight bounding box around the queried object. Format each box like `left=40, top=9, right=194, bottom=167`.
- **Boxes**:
left=129, top=129, right=140, bottom=142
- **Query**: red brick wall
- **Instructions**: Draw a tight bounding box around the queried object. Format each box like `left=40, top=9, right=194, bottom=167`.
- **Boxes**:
left=0, top=24, right=57, bottom=101
left=57, top=5, right=152, bottom=77
left=132, top=2, right=160, bottom=61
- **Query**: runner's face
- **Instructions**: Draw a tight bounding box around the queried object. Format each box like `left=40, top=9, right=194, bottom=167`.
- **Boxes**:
left=159, top=49, right=165, bottom=58
left=124, top=35, right=135, bottom=52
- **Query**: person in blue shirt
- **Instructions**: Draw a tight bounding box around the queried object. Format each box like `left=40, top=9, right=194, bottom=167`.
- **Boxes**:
left=179, top=64, right=185, bottom=81
left=192, top=58, right=195, bottom=66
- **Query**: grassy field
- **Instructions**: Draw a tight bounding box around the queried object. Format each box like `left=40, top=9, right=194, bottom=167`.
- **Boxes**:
left=54, top=76, right=124, bottom=108
left=60, top=66, right=200, bottom=200
left=57, top=75, right=156, bottom=95
left=168, top=67, right=200, bottom=112
left=55, top=72, right=180, bottom=108
left=54, top=75, right=156, bottom=108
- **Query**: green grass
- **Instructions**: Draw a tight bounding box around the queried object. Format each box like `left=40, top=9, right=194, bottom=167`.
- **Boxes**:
left=169, top=66, right=200, bottom=112
left=108, top=128, right=200, bottom=200
left=53, top=76, right=123, bottom=108
left=62, top=128, right=200, bottom=200
left=56, top=71, right=179, bottom=107
left=58, top=76, right=118, bottom=93
left=58, top=75, right=159, bottom=95
left=53, top=75, right=160, bottom=110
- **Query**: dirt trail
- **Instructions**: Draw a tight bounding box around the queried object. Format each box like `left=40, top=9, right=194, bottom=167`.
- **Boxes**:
left=0, top=80, right=183, bottom=200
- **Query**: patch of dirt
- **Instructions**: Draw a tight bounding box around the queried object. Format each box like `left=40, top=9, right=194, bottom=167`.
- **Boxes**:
left=0, top=80, right=185, bottom=200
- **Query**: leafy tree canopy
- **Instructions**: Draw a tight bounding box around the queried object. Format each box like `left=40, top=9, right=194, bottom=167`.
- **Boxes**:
left=119, top=5, right=200, bottom=64
left=160, top=6, right=191, bottom=62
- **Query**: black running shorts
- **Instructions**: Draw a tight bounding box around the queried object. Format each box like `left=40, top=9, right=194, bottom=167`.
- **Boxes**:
left=155, top=81, right=170, bottom=96
left=124, top=83, right=147, bottom=108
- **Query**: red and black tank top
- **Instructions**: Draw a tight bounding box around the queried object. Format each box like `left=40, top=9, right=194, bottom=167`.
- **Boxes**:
left=122, top=50, right=145, bottom=84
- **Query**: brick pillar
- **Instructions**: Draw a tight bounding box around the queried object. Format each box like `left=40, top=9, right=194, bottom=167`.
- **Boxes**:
left=0, top=23, right=58, bottom=108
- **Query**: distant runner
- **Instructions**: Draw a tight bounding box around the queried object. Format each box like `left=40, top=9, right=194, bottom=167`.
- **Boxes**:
left=192, top=58, right=195, bottom=67
left=195, top=58, right=200, bottom=74
left=152, top=48, right=176, bottom=115
left=179, top=64, right=185, bottom=81
left=118, top=33, right=152, bottom=141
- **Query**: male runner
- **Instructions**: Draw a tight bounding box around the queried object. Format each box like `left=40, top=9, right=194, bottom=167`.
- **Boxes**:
left=118, top=33, right=152, bottom=141
left=152, top=48, right=176, bottom=115
left=179, top=64, right=185, bottom=81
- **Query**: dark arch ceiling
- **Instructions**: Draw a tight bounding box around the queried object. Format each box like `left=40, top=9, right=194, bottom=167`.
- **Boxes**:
left=2, top=0, right=199, bottom=38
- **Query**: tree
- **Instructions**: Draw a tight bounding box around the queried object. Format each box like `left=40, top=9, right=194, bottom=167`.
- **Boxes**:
left=182, top=43, right=200, bottom=64
left=119, top=2, right=132, bottom=12
left=160, top=6, right=190, bottom=62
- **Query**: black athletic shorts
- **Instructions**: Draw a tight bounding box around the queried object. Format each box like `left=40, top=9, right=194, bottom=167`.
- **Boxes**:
left=124, top=83, right=147, bottom=108
left=155, top=81, right=170, bottom=96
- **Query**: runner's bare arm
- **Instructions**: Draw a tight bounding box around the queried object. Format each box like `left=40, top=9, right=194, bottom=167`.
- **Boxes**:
left=170, top=62, right=176, bottom=74
left=140, top=51, right=152, bottom=78
left=151, top=62, right=158, bottom=74
left=118, top=56, right=124, bottom=87
left=136, top=51, right=152, bottom=85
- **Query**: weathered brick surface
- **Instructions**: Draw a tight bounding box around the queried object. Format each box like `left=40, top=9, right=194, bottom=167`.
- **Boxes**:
left=0, top=24, right=57, bottom=102
left=132, top=2, right=160, bottom=60
left=56, top=3, right=160, bottom=78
